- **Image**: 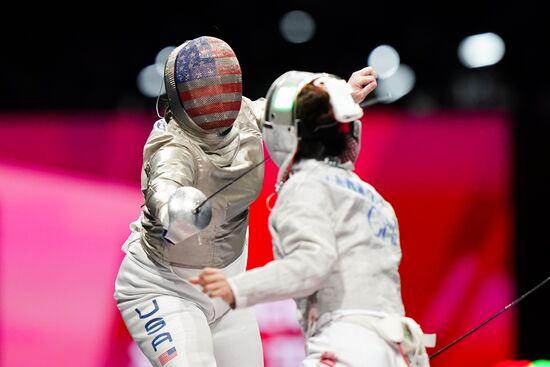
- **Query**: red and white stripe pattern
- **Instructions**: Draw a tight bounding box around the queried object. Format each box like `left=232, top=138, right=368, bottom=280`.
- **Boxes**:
left=158, top=346, right=178, bottom=366
left=175, top=36, right=242, bottom=130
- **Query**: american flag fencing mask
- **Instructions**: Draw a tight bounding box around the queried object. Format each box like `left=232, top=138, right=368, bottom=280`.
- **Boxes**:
left=168, top=36, right=243, bottom=133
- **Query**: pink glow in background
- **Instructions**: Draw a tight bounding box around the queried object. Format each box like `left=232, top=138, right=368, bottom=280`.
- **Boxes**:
left=0, top=110, right=514, bottom=367
left=0, top=164, right=141, bottom=367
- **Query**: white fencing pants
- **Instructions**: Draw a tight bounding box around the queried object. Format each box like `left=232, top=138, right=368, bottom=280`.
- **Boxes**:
left=114, top=239, right=264, bottom=367
left=303, top=320, right=430, bottom=367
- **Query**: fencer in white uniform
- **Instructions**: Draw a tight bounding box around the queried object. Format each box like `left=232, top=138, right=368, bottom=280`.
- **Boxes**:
left=114, top=36, right=266, bottom=367
left=191, top=71, right=435, bottom=367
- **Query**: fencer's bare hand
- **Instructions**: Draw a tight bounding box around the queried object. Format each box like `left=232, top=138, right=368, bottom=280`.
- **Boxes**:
left=348, top=66, right=378, bottom=104
left=189, top=268, right=235, bottom=306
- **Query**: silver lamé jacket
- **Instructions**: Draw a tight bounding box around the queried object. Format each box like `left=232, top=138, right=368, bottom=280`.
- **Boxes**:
left=126, top=97, right=265, bottom=269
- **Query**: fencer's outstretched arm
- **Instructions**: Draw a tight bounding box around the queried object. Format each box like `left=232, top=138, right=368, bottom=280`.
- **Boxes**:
left=145, top=145, right=211, bottom=242
left=191, top=174, right=337, bottom=307
left=347, top=66, right=378, bottom=104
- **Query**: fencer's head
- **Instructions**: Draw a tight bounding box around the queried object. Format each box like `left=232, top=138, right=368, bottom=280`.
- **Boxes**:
left=262, top=71, right=363, bottom=186
left=164, top=36, right=243, bottom=134
left=296, top=82, right=362, bottom=164
left=295, top=83, right=348, bottom=161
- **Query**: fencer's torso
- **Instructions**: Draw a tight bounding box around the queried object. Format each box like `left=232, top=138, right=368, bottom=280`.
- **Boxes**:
left=229, top=158, right=405, bottom=334
left=136, top=97, right=264, bottom=269
left=282, top=160, right=405, bottom=328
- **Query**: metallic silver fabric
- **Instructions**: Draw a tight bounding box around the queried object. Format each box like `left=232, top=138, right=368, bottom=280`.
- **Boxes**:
left=136, top=97, right=264, bottom=269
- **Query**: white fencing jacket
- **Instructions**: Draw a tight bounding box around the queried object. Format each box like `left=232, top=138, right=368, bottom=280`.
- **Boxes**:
left=229, top=159, right=406, bottom=334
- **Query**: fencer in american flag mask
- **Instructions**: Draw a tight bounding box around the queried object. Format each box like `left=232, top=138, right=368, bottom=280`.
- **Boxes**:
left=115, top=36, right=266, bottom=366
left=164, top=36, right=244, bottom=140
left=141, top=35, right=265, bottom=246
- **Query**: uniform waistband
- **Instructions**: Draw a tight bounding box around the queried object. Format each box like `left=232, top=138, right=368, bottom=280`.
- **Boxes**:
left=316, top=309, right=436, bottom=357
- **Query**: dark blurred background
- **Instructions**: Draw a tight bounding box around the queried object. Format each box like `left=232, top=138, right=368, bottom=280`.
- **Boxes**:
left=1, top=1, right=549, bottom=362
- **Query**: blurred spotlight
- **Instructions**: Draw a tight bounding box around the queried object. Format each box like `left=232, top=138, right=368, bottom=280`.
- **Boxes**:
left=458, top=32, right=506, bottom=68
left=137, top=65, right=164, bottom=98
left=155, top=46, right=176, bottom=74
left=375, top=64, right=416, bottom=103
left=279, top=10, right=316, bottom=44
left=368, top=44, right=400, bottom=79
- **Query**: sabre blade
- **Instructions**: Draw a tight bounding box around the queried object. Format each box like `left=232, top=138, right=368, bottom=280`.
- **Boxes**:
left=429, top=274, right=550, bottom=360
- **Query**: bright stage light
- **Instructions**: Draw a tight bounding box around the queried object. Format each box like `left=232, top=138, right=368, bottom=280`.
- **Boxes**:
left=137, top=64, right=164, bottom=98
left=368, top=44, right=400, bottom=79
left=458, top=32, right=506, bottom=68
